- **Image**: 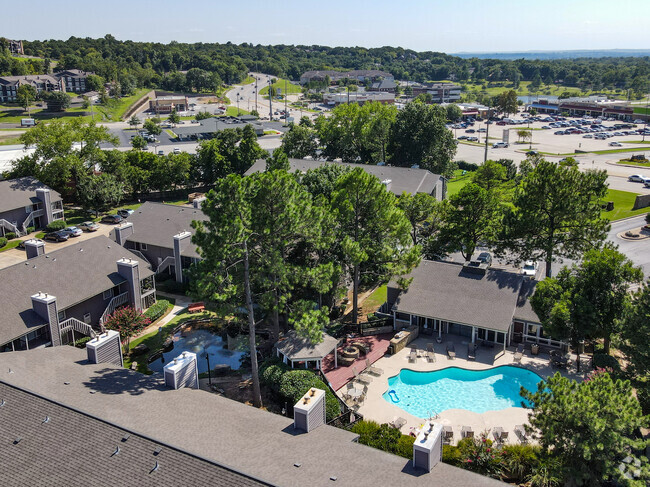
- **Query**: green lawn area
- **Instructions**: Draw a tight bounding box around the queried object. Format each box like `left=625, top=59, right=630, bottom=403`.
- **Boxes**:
left=125, top=308, right=218, bottom=374
left=92, top=88, right=150, bottom=121
left=63, top=202, right=143, bottom=225
left=259, top=78, right=302, bottom=96
left=633, top=107, right=650, bottom=115
left=0, top=239, right=22, bottom=252
left=625, top=140, right=650, bottom=145
left=241, top=75, right=256, bottom=85
left=616, top=159, right=650, bottom=167
left=447, top=169, right=474, bottom=197
left=454, top=80, right=625, bottom=102
left=0, top=107, right=94, bottom=124
left=0, top=134, right=21, bottom=145
left=225, top=106, right=250, bottom=116
left=362, top=285, right=387, bottom=313
left=602, top=189, right=647, bottom=221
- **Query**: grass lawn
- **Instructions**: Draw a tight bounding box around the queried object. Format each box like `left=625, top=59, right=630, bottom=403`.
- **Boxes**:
left=447, top=169, right=474, bottom=197
left=456, top=80, right=624, bottom=101
left=0, top=135, right=21, bottom=145
left=0, top=239, right=22, bottom=252
left=588, top=147, right=650, bottom=155
left=602, top=189, right=647, bottom=221
left=63, top=202, right=143, bottom=225
left=225, top=106, right=250, bottom=116
left=241, top=75, right=256, bottom=85
left=625, top=140, right=650, bottom=144
left=616, top=159, right=650, bottom=167
left=125, top=308, right=217, bottom=374
left=259, top=78, right=302, bottom=96
left=0, top=108, right=94, bottom=124
left=362, top=285, right=387, bottom=313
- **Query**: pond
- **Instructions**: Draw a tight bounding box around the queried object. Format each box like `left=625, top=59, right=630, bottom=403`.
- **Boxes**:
left=148, top=327, right=246, bottom=374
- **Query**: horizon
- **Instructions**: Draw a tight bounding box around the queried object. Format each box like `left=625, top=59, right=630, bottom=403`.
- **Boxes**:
left=2, top=0, right=649, bottom=53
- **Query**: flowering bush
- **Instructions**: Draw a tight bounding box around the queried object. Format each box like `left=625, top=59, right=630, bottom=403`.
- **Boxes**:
left=103, top=306, right=150, bottom=352
left=456, top=432, right=506, bottom=478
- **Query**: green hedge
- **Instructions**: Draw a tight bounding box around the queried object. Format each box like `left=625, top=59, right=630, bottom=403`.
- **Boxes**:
left=144, top=299, right=170, bottom=322
left=4, top=232, right=16, bottom=240
left=72, top=336, right=92, bottom=348
left=46, top=220, right=66, bottom=231
left=0, top=237, right=6, bottom=248
left=26, top=226, right=35, bottom=234
left=350, top=420, right=415, bottom=459
left=259, top=358, right=340, bottom=421
left=592, top=353, right=621, bottom=372
left=456, top=160, right=479, bottom=172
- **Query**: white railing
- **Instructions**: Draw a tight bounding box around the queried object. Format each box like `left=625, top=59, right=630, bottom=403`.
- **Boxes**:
left=127, top=249, right=152, bottom=267
left=99, top=292, right=129, bottom=329
left=21, top=209, right=44, bottom=234
left=156, top=255, right=175, bottom=273
left=0, top=219, right=20, bottom=236
left=59, top=317, right=97, bottom=338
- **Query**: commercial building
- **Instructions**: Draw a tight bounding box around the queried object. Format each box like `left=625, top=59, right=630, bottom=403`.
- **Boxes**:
left=245, top=158, right=447, bottom=201
left=323, top=91, right=395, bottom=106
left=173, top=116, right=265, bottom=139
left=149, top=95, right=189, bottom=114
left=528, top=96, right=634, bottom=120
left=369, top=79, right=397, bottom=93
left=409, top=82, right=462, bottom=103
left=0, top=177, right=64, bottom=237
left=0, top=235, right=156, bottom=353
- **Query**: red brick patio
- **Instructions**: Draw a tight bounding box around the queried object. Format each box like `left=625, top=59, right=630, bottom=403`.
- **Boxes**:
left=322, top=333, right=393, bottom=391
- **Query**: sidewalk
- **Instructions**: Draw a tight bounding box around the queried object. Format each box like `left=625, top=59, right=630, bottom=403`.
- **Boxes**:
left=135, top=292, right=192, bottom=339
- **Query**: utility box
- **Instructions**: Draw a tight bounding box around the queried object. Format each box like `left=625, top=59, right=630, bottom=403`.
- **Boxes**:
left=87, top=330, right=124, bottom=367
left=164, top=351, right=199, bottom=390
left=293, top=388, right=326, bottom=433
left=413, top=421, right=443, bottom=473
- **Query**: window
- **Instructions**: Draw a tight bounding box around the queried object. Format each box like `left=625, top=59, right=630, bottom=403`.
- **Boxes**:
left=140, top=243, right=148, bottom=251
left=57, top=310, right=66, bottom=321
left=25, top=205, right=32, bottom=214
left=83, top=313, right=91, bottom=324
left=103, top=289, right=113, bottom=300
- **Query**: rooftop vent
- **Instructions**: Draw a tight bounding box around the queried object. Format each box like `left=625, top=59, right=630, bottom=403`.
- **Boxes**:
left=164, top=351, right=198, bottom=390
left=412, top=421, right=443, bottom=473
left=293, top=388, right=326, bottom=433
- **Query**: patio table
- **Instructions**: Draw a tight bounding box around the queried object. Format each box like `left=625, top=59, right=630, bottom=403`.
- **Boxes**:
left=349, top=388, right=364, bottom=399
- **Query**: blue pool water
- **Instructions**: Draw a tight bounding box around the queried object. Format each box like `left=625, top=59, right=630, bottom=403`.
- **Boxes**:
left=383, top=366, right=542, bottom=417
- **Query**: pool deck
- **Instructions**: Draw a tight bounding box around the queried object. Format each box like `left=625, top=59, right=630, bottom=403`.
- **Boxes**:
left=340, top=334, right=586, bottom=445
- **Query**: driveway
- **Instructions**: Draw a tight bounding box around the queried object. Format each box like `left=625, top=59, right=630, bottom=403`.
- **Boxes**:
left=0, top=222, right=115, bottom=270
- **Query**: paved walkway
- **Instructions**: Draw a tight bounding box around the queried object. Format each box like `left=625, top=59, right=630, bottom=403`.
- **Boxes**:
left=134, top=292, right=191, bottom=339
left=343, top=334, right=586, bottom=445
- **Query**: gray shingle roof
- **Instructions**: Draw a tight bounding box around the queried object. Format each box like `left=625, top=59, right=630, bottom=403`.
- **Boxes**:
left=392, top=260, right=527, bottom=332
left=120, top=202, right=208, bottom=259
left=0, top=347, right=504, bottom=486
left=275, top=330, right=339, bottom=361
left=0, top=177, right=62, bottom=213
left=513, top=279, right=541, bottom=323
left=0, top=381, right=273, bottom=486
left=245, top=159, right=443, bottom=197
left=0, top=235, right=153, bottom=345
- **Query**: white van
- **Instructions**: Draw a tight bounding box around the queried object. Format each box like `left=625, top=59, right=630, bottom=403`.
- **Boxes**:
left=21, top=118, right=36, bottom=127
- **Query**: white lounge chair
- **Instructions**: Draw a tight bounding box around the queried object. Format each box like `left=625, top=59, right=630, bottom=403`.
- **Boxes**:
left=352, top=366, right=373, bottom=385
left=364, top=358, right=383, bottom=376
left=514, top=424, right=528, bottom=443
left=461, top=425, right=474, bottom=439
left=390, top=417, right=407, bottom=430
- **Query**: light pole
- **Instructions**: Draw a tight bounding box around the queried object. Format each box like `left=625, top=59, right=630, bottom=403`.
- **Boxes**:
left=237, top=94, right=240, bottom=116
left=643, top=94, right=649, bottom=143
left=204, top=348, right=212, bottom=386
left=268, top=77, right=273, bottom=120
left=484, top=105, right=491, bottom=164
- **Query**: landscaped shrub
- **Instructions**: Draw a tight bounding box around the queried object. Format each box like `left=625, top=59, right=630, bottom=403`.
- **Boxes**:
left=260, top=360, right=289, bottom=388
left=0, top=237, right=7, bottom=248
left=144, top=299, right=170, bottom=322
left=456, top=434, right=506, bottom=478
left=502, top=444, right=541, bottom=484
left=456, top=160, right=479, bottom=172
left=592, top=353, right=621, bottom=372
left=636, top=387, right=650, bottom=416
left=26, top=226, right=35, bottom=234
left=350, top=420, right=414, bottom=459
left=278, top=369, right=340, bottom=421
left=72, top=336, right=92, bottom=348
left=4, top=232, right=16, bottom=240
left=443, top=444, right=462, bottom=465
left=46, top=220, right=66, bottom=231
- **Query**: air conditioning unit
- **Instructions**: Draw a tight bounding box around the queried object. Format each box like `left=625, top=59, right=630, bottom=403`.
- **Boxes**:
left=164, top=351, right=199, bottom=390
left=86, top=330, right=123, bottom=367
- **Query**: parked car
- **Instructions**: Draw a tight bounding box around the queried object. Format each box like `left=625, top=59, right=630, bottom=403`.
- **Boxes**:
left=526, top=150, right=539, bottom=156
left=521, top=260, right=538, bottom=277
left=117, top=209, right=135, bottom=218
left=628, top=174, right=646, bottom=182
left=467, top=136, right=479, bottom=142
left=492, top=142, right=508, bottom=148
left=608, top=141, right=622, bottom=147
left=173, top=147, right=181, bottom=154
left=43, top=231, right=69, bottom=242
left=17, top=238, right=45, bottom=250
left=61, top=226, right=82, bottom=237
left=476, top=252, right=492, bottom=266
left=101, top=214, right=123, bottom=224
left=157, top=150, right=164, bottom=155
left=78, top=221, right=99, bottom=232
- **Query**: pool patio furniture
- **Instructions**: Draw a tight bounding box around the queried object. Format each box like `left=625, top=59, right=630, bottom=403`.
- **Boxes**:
left=446, top=342, right=456, bottom=359
left=188, top=302, right=205, bottom=313
left=408, top=350, right=417, bottom=363
left=514, top=425, right=528, bottom=444
left=364, top=358, right=383, bottom=376
left=461, top=425, right=474, bottom=439
left=426, top=343, right=436, bottom=363
left=442, top=425, right=454, bottom=443
left=467, top=344, right=476, bottom=361
left=352, top=366, right=373, bottom=385
left=513, top=344, right=524, bottom=362
left=390, top=417, right=407, bottom=430
left=550, top=350, right=569, bottom=368
left=492, top=426, right=508, bottom=443
left=348, top=387, right=364, bottom=401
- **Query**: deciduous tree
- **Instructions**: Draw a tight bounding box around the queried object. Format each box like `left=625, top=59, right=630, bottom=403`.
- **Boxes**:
left=16, top=84, right=37, bottom=114
left=281, top=123, right=318, bottom=159
left=104, top=306, right=150, bottom=353
left=76, top=173, right=125, bottom=217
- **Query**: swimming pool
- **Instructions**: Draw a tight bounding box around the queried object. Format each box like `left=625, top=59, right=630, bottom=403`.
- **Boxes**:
left=383, top=366, right=542, bottom=417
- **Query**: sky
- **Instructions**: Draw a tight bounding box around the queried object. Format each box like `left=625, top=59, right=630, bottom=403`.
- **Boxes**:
left=1, top=0, right=649, bottom=53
